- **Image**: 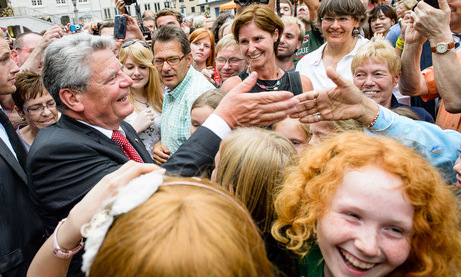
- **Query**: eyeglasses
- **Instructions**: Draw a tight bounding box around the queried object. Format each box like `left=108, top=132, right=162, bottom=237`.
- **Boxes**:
left=152, top=56, right=185, bottom=67
left=321, top=16, right=354, bottom=24
left=16, top=48, right=34, bottom=53
left=121, top=40, right=150, bottom=49
left=215, top=58, right=245, bottom=66
left=23, top=101, right=56, bottom=115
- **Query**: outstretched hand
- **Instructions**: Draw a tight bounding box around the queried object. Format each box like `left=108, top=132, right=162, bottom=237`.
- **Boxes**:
left=214, top=72, right=299, bottom=129
left=291, top=67, right=378, bottom=126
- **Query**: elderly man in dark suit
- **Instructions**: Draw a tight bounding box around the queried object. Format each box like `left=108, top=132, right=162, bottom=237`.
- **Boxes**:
left=28, top=33, right=299, bottom=275
left=0, top=37, right=45, bottom=276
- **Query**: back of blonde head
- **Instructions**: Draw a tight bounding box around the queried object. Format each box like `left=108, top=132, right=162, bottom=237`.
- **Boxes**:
left=89, top=177, right=274, bottom=277
left=216, top=128, right=298, bottom=233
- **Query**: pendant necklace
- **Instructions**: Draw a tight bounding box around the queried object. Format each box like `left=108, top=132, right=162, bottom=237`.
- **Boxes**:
left=134, top=98, right=149, bottom=108
left=249, top=67, right=282, bottom=91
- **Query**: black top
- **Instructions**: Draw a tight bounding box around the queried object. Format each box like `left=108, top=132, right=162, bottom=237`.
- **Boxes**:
left=238, top=69, right=302, bottom=95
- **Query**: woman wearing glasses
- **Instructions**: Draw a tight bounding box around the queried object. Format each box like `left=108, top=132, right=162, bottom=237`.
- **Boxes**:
left=222, top=5, right=313, bottom=95
left=119, top=40, right=163, bottom=159
left=12, top=70, right=59, bottom=151
left=296, top=0, right=368, bottom=90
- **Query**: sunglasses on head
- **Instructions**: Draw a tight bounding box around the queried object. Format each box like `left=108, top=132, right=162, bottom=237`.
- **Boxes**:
left=121, top=40, right=150, bottom=49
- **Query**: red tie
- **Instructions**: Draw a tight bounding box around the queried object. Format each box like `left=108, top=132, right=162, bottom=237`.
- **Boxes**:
left=111, top=130, right=144, bottom=163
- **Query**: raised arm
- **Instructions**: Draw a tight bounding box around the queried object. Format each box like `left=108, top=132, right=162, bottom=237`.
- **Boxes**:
left=413, top=0, right=461, bottom=112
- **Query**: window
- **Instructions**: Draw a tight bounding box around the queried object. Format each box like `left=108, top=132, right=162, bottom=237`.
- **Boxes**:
left=144, top=3, right=151, bottom=11
left=78, top=0, right=88, bottom=2
left=114, top=7, right=121, bottom=15
left=157, top=3, right=162, bottom=10
left=179, top=0, right=184, bottom=3
left=104, top=8, right=111, bottom=20
left=56, top=0, right=66, bottom=4
left=31, top=0, right=42, bottom=6
left=191, top=7, right=195, bottom=13
left=200, top=6, right=205, bottom=12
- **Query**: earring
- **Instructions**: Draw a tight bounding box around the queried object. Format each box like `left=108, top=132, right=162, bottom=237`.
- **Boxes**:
left=352, top=27, right=361, bottom=38
left=21, top=117, right=25, bottom=121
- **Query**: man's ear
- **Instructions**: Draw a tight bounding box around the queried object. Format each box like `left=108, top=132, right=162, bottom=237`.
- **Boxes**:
left=11, top=49, right=18, bottom=63
left=59, top=88, right=84, bottom=112
left=296, top=39, right=302, bottom=51
left=186, top=52, right=193, bottom=67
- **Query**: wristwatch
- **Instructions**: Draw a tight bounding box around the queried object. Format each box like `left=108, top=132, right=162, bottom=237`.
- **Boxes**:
left=431, top=42, right=455, bottom=54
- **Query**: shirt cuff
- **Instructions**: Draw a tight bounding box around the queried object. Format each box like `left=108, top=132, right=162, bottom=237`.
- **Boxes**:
left=202, top=113, right=232, bottom=140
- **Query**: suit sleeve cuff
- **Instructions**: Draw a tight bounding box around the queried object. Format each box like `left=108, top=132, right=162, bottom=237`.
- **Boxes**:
left=202, top=114, right=231, bottom=140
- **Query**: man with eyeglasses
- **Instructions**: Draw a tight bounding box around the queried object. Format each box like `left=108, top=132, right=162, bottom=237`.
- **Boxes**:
left=152, top=25, right=215, bottom=165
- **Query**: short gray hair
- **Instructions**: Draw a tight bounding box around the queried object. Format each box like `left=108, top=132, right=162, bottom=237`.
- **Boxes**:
left=42, top=33, right=114, bottom=112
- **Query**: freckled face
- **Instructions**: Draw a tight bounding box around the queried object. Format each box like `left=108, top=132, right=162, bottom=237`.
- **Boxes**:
left=317, top=165, right=414, bottom=277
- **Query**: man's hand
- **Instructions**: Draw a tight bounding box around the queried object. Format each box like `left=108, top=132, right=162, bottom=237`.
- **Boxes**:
left=153, top=143, right=170, bottom=165
left=291, top=67, right=379, bottom=126
left=115, top=0, right=127, bottom=14
left=125, top=14, right=144, bottom=41
left=214, top=72, right=299, bottom=129
left=412, top=0, right=453, bottom=44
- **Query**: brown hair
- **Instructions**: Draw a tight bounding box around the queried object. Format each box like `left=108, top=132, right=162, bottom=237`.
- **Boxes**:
left=272, top=132, right=461, bottom=276
left=154, top=8, right=183, bottom=28
left=232, top=5, right=284, bottom=56
left=12, top=70, right=48, bottom=110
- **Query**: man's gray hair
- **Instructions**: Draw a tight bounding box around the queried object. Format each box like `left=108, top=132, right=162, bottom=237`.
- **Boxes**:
left=42, top=33, right=114, bottom=112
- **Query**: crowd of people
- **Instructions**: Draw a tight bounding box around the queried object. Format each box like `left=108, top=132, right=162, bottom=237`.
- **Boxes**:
left=2, top=0, right=461, bottom=276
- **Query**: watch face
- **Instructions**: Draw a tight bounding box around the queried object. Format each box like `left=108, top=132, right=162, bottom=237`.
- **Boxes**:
left=436, top=43, right=448, bottom=53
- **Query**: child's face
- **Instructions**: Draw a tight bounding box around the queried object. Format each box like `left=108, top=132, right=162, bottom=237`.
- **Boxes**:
left=274, top=118, right=309, bottom=154
left=317, top=165, right=413, bottom=277
left=190, top=105, right=215, bottom=135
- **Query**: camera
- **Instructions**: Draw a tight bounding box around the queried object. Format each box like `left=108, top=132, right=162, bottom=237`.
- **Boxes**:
left=233, top=0, right=269, bottom=6
left=124, top=0, right=136, bottom=5
left=70, top=24, right=82, bottom=32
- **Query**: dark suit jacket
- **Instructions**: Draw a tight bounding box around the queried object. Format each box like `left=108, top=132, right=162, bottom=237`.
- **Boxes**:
left=0, top=111, right=44, bottom=277
left=162, top=125, right=222, bottom=177
left=27, top=114, right=153, bottom=234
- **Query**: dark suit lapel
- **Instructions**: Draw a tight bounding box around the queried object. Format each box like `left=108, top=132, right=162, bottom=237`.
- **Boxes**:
left=0, top=137, right=27, bottom=183
left=0, top=110, right=27, bottom=169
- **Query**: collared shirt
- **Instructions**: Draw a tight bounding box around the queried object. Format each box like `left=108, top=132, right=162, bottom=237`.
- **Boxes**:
left=77, top=119, right=126, bottom=138
left=296, top=36, right=368, bottom=90
left=161, top=66, right=215, bottom=154
left=365, top=105, right=461, bottom=183
left=0, top=107, right=17, bottom=159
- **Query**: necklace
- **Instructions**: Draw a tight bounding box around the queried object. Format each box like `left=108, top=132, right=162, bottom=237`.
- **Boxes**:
left=249, top=66, right=283, bottom=91
left=134, top=98, right=149, bottom=108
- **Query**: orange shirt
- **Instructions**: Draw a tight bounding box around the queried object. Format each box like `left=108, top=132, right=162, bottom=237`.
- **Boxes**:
left=421, top=51, right=461, bottom=132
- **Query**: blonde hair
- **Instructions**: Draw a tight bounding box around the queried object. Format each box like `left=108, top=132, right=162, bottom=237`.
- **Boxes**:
left=272, top=132, right=461, bottom=276
left=90, top=177, right=274, bottom=277
left=281, top=16, right=306, bottom=42
left=118, top=41, right=163, bottom=113
left=351, top=38, right=401, bottom=78
left=191, top=88, right=226, bottom=110
left=216, top=128, right=299, bottom=233
left=215, top=34, right=239, bottom=55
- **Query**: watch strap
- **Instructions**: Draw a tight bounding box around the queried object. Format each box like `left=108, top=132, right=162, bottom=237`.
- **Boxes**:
left=431, top=42, right=455, bottom=53
left=52, top=218, right=84, bottom=259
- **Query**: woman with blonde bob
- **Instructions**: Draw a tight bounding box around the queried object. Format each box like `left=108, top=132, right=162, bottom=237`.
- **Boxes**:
left=119, top=40, right=163, bottom=157
left=212, top=127, right=299, bottom=275
left=272, top=132, right=461, bottom=276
